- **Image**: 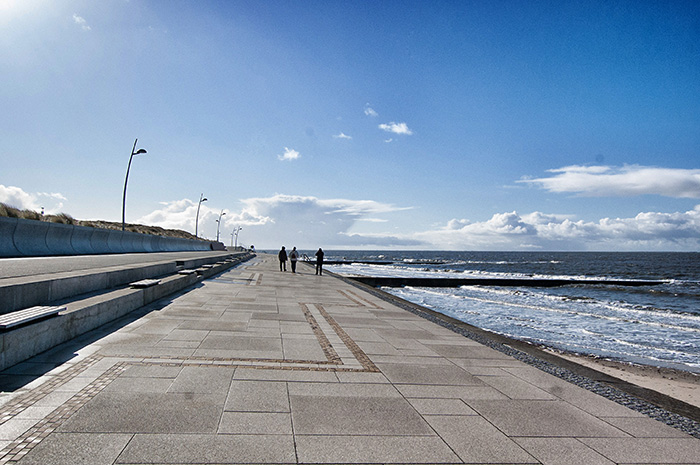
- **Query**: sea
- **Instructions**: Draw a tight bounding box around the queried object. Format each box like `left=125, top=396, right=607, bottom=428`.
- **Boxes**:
left=319, top=251, right=700, bottom=373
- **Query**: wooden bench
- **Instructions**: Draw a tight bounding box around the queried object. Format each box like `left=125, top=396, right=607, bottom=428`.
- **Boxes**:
left=0, top=306, right=64, bottom=330
left=129, top=279, right=161, bottom=288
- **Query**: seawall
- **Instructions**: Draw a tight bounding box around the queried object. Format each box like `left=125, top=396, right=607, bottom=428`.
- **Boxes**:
left=0, top=216, right=217, bottom=258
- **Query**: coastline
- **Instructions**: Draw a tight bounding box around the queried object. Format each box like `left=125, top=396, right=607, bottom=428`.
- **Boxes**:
left=332, top=270, right=700, bottom=424
left=554, top=351, right=700, bottom=409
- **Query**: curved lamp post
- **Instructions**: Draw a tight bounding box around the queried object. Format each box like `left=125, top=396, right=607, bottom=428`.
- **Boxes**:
left=234, top=226, right=243, bottom=248
left=122, top=139, right=147, bottom=231
left=195, top=193, right=207, bottom=238
left=216, top=210, right=226, bottom=242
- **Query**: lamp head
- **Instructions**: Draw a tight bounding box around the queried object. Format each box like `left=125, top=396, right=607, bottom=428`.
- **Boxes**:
left=134, top=148, right=147, bottom=155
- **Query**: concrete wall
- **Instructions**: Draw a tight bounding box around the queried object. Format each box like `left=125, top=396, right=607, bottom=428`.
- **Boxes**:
left=0, top=216, right=217, bottom=258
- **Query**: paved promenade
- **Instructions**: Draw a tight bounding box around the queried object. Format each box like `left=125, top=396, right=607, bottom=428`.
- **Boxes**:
left=0, top=254, right=699, bottom=464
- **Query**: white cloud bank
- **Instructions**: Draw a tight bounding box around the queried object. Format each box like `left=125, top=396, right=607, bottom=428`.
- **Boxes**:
left=137, top=192, right=700, bottom=251
left=521, top=165, right=700, bottom=198
left=333, top=132, right=352, bottom=140
left=138, top=194, right=419, bottom=248
left=6, top=184, right=699, bottom=251
left=418, top=206, right=700, bottom=251
left=137, top=199, right=224, bottom=237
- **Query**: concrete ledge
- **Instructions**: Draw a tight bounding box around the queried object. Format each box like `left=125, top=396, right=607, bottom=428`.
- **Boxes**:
left=0, top=262, right=178, bottom=314
left=0, top=252, right=248, bottom=314
left=176, top=253, right=246, bottom=270
left=0, top=254, right=254, bottom=370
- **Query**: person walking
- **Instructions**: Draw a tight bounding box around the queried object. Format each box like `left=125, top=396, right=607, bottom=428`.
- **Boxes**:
left=315, top=247, right=324, bottom=275
left=278, top=246, right=288, bottom=271
left=289, top=247, right=299, bottom=273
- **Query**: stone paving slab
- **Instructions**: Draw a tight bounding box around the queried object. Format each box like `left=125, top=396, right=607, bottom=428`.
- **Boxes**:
left=0, top=254, right=698, bottom=464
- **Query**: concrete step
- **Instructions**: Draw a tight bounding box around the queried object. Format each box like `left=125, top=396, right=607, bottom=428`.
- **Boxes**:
left=0, top=253, right=255, bottom=370
left=0, top=252, right=239, bottom=314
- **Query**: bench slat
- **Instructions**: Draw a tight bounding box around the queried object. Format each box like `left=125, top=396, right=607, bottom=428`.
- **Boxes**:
left=129, top=279, right=161, bottom=288
left=0, top=306, right=64, bottom=329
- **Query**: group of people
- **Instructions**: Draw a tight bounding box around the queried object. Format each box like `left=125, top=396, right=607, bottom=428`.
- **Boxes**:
left=278, top=246, right=325, bottom=275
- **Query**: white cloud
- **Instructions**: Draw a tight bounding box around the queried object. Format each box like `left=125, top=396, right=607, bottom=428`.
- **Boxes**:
left=137, top=199, right=236, bottom=240
left=358, top=218, right=389, bottom=223
left=137, top=199, right=199, bottom=231
left=379, top=122, right=413, bottom=135
left=446, top=219, right=470, bottom=230
left=0, top=185, right=66, bottom=213
left=138, top=194, right=416, bottom=248
left=333, top=132, right=352, bottom=140
left=237, top=194, right=418, bottom=248
left=521, top=165, right=700, bottom=198
left=136, top=194, right=700, bottom=251
left=364, top=104, right=378, bottom=117
left=416, top=206, right=700, bottom=251
left=72, top=13, right=91, bottom=31
left=278, top=147, right=300, bottom=161
left=0, top=185, right=39, bottom=210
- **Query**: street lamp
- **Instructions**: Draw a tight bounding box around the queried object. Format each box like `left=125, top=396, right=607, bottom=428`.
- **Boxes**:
left=122, top=138, right=147, bottom=231
left=195, top=193, right=207, bottom=238
left=234, top=226, right=243, bottom=248
left=216, top=210, right=226, bottom=242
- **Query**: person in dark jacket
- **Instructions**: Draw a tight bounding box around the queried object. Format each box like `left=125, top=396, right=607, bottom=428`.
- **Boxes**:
left=315, top=248, right=324, bottom=275
left=278, top=246, right=287, bottom=271
left=289, top=247, right=299, bottom=273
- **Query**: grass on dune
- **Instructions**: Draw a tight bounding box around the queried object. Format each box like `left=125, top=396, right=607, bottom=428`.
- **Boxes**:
left=0, top=203, right=203, bottom=240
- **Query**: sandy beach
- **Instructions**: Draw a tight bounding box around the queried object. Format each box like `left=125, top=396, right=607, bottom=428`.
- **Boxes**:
left=556, top=351, right=700, bottom=409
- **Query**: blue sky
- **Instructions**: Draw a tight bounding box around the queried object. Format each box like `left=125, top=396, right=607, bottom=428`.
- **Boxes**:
left=2, top=0, right=699, bottom=251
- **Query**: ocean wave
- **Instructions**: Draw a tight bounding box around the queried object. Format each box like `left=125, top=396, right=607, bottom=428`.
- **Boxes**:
left=329, top=250, right=700, bottom=371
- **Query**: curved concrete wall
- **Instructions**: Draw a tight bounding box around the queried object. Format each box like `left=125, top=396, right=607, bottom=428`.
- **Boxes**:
left=70, top=227, right=94, bottom=254
left=13, top=220, right=52, bottom=256
left=0, top=217, right=19, bottom=257
left=89, top=228, right=111, bottom=254
left=45, top=221, right=76, bottom=255
left=0, top=216, right=217, bottom=257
